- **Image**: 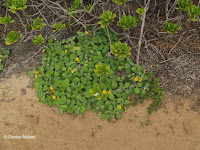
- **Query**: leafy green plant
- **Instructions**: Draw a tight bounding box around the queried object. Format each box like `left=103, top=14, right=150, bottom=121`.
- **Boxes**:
left=0, top=47, right=9, bottom=71
left=98, top=10, right=116, bottom=28
left=185, top=5, right=200, bottom=21
left=68, top=0, right=82, bottom=12
left=136, top=7, right=145, bottom=14
left=32, top=17, right=46, bottom=31
left=32, top=34, right=44, bottom=45
left=85, top=4, right=92, bottom=12
left=117, top=15, right=141, bottom=30
left=111, top=41, right=131, bottom=57
left=5, top=0, right=28, bottom=13
left=164, top=22, right=180, bottom=34
left=94, top=63, right=111, bottom=76
left=28, top=29, right=162, bottom=120
left=4, top=31, right=22, bottom=45
left=0, top=15, right=14, bottom=24
left=112, top=0, right=127, bottom=5
left=177, top=0, right=192, bottom=10
left=53, top=22, right=66, bottom=32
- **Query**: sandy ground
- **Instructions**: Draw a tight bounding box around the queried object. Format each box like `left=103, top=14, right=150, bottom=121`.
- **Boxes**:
left=0, top=74, right=200, bottom=150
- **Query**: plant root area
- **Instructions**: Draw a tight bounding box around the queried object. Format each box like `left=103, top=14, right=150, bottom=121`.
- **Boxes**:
left=0, top=74, right=200, bottom=150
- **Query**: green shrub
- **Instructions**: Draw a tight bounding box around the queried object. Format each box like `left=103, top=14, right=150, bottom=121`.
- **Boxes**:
left=112, top=0, right=127, bottom=5
left=117, top=15, right=141, bottom=30
left=0, top=47, right=9, bottom=71
left=5, top=0, right=27, bottom=13
left=164, top=22, right=180, bottom=34
left=4, top=31, right=22, bottom=45
left=32, top=34, right=44, bottom=45
left=0, top=15, right=14, bottom=24
left=111, top=41, right=131, bottom=57
left=98, top=10, right=116, bottom=28
left=28, top=29, right=163, bottom=120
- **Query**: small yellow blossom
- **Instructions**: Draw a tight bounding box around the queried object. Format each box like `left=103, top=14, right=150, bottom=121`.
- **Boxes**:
left=42, top=49, right=45, bottom=53
left=52, top=96, right=56, bottom=99
left=71, top=70, right=75, bottom=74
left=93, top=37, right=95, bottom=40
left=35, top=71, right=39, bottom=74
left=35, top=75, right=38, bottom=78
left=0, top=55, right=2, bottom=58
left=85, top=31, right=88, bottom=35
left=134, top=77, right=138, bottom=81
left=65, top=49, right=68, bottom=53
left=115, top=54, right=118, bottom=57
left=52, top=90, right=55, bottom=93
left=108, top=90, right=111, bottom=94
left=143, top=70, right=146, bottom=74
left=76, top=57, right=79, bottom=61
left=73, top=47, right=77, bottom=50
left=50, top=86, right=54, bottom=91
left=103, top=90, right=107, bottom=94
left=128, top=97, right=131, bottom=100
left=117, top=105, right=122, bottom=109
left=139, top=78, right=143, bottom=82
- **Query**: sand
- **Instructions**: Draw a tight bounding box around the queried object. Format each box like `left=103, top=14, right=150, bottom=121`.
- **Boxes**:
left=0, top=74, right=200, bottom=150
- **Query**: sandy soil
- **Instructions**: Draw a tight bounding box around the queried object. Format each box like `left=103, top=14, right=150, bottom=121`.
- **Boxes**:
left=0, top=74, right=200, bottom=150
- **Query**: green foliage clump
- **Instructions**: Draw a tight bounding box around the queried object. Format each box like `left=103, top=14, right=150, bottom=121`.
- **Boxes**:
left=117, top=15, right=141, bottom=30
left=32, top=34, right=44, bottom=45
left=0, top=15, right=14, bottom=24
left=177, top=0, right=192, bottom=10
left=136, top=7, right=145, bottom=14
left=68, top=0, right=82, bottom=12
left=185, top=5, right=200, bottom=21
left=0, top=47, right=9, bottom=71
left=164, top=22, right=180, bottom=34
left=53, top=22, right=66, bottom=32
left=32, top=17, right=46, bottom=31
left=177, top=0, right=200, bottom=21
left=94, top=63, right=111, bottom=76
left=5, top=0, right=27, bottom=13
left=28, top=29, right=163, bottom=120
left=4, top=31, right=22, bottom=45
left=98, top=10, right=116, bottom=28
left=111, top=41, right=131, bottom=57
left=112, top=0, right=127, bottom=5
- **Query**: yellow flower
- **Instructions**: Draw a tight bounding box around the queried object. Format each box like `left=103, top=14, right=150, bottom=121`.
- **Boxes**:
left=76, top=57, right=79, bottom=61
left=71, top=70, right=75, bottom=74
left=108, top=90, right=111, bottom=94
left=73, top=47, right=77, bottom=50
left=42, top=49, right=45, bottom=53
left=143, top=70, right=146, bottom=74
left=35, top=75, right=38, bottom=78
left=117, top=105, right=122, bottom=109
left=52, top=90, right=55, bottom=93
left=85, top=31, right=88, bottom=35
left=65, top=49, right=68, bottom=53
left=134, top=77, right=138, bottom=81
left=35, top=71, right=39, bottom=74
left=52, top=96, right=56, bottom=99
left=139, top=78, right=143, bottom=82
left=50, top=86, right=54, bottom=91
left=93, top=37, right=95, bottom=40
left=0, top=55, right=2, bottom=58
left=115, top=54, right=118, bottom=57
left=103, top=90, right=107, bottom=94
left=128, top=97, right=131, bottom=100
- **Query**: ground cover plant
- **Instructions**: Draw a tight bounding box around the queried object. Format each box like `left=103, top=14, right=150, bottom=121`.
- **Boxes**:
left=28, top=29, right=163, bottom=120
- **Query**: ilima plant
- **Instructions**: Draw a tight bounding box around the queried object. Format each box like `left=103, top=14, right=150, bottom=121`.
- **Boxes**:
left=53, top=22, right=66, bottom=32
left=185, top=5, right=200, bottom=21
left=32, top=17, right=46, bottom=31
left=4, top=31, right=22, bottom=45
left=112, top=0, right=127, bottom=5
left=117, top=15, right=141, bottom=30
left=164, top=22, right=180, bottom=34
left=136, top=7, right=145, bottom=14
left=98, top=10, right=116, bottom=28
left=28, top=29, right=162, bottom=120
left=32, top=34, right=44, bottom=45
left=177, top=0, right=192, bottom=10
left=0, top=47, right=9, bottom=71
left=94, top=63, right=111, bottom=76
left=5, top=0, right=28, bottom=13
left=111, top=41, right=131, bottom=57
left=0, top=15, right=14, bottom=24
